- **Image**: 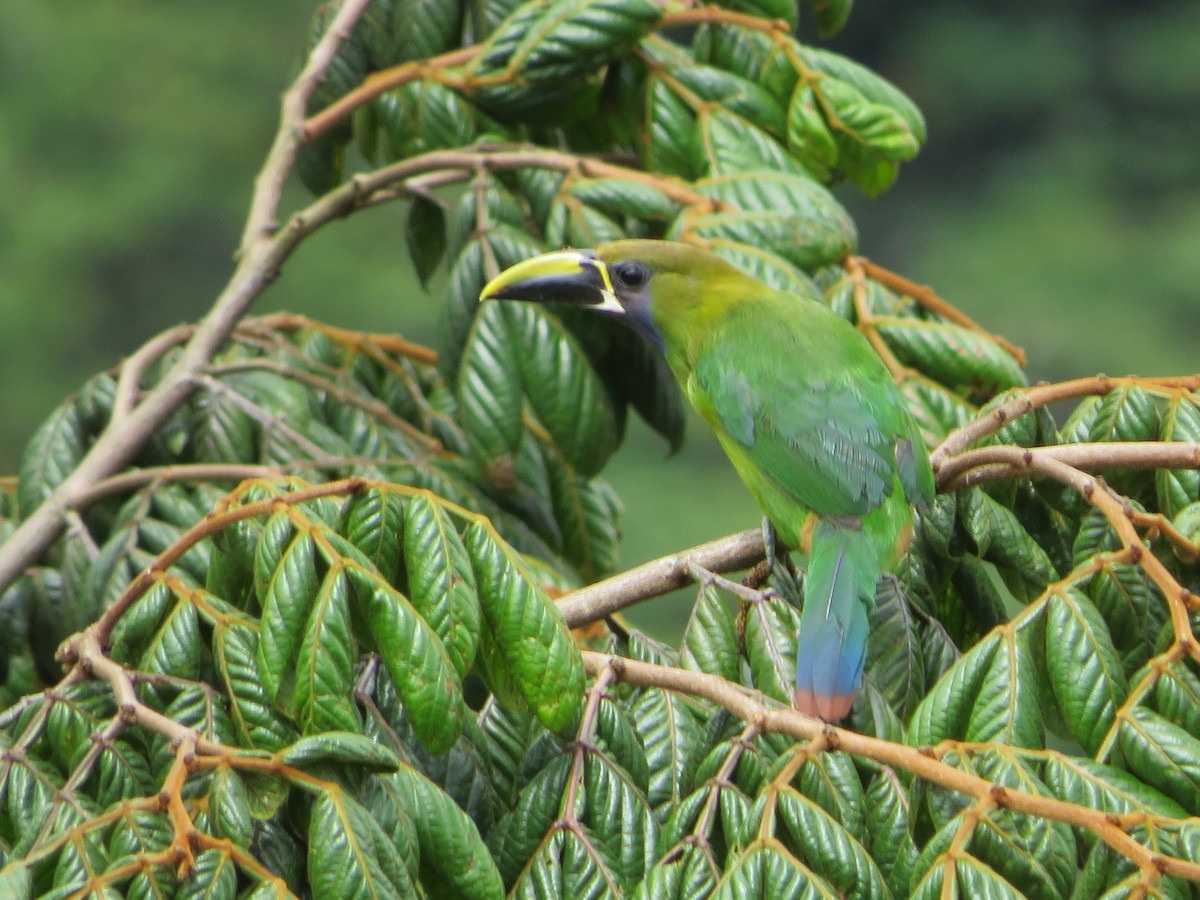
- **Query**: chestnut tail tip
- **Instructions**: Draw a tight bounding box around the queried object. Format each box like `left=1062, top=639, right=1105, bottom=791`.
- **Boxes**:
left=793, top=688, right=855, bottom=722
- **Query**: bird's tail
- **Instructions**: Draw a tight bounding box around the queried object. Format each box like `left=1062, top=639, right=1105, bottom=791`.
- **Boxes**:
left=793, top=521, right=880, bottom=721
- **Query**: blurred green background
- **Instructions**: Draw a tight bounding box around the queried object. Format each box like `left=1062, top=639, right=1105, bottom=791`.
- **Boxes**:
left=1, top=1, right=1197, bottom=635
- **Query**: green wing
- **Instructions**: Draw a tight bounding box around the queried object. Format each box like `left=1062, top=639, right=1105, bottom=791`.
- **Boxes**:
left=687, top=297, right=930, bottom=520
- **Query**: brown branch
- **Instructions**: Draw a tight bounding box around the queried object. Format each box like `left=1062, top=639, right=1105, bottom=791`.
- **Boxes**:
left=557, top=528, right=765, bottom=628
left=582, top=651, right=1200, bottom=883
left=0, top=0, right=374, bottom=597
left=931, top=375, right=1200, bottom=467
left=112, top=324, right=196, bottom=421
left=937, top=441, right=1200, bottom=493
left=302, top=47, right=479, bottom=142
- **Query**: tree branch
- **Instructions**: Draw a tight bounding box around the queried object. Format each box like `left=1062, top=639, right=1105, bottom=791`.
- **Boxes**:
left=931, top=375, right=1200, bottom=467
left=582, top=651, right=1200, bottom=883
left=937, top=441, right=1200, bottom=492
left=558, top=528, right=765, bottom=628
left=0, top=0, right=373, bottom=595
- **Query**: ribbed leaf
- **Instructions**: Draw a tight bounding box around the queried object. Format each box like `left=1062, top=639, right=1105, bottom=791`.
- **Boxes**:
left=680, top=583, right=739, bottom=683
left=877, top=318, right=1024, bottom=396
left=213, top=623, right=296, bottom=751
left=502, top=302, right=620, bottom=477
left=1156, top=393, right=1200, bottom=517
left=863, top=770, right=918, bottom=895
left=786, top=83, right=839, bottom=180
left=1044, top=588, right=1126, bottom=755
left=487, top=754, right=573, bottom=883
left=473, top=0, right=660, bottom=84
left=714, top=844, right=825, bottom=898
left=340, top=488, right=406, bottom=585
left=1118, top=706, right=1200, bottom=814
left=1043, top=756, right=1185, bottom=819
left=578, top=754, right=656, bottom=892
left=744, top=594, right=801, bottom=704
left=675, top=170, right=857, bottom=269
left=775, top=788, right=890, bottom=897
left=908, top=633, right=1023, bottom=747
left=630, top=688, right=705, bottom=815
left=465, top=522, right=585, bottom=732
left=17, top=399, right=88, bottom=517
left=386, top=765, right=505, bottom=900
left=256, top=529, right=319, bottom=703
left=403, top=495, right=481, bottom=677
left=458, top=301, right=525, bottom=476
left=1088, top=385, right=1160, bottom=443
left=358, top=579, right=464, bottom=754
left=293, top=568, right=359, bottom=734
left=308, top=791, right=416, bottom=900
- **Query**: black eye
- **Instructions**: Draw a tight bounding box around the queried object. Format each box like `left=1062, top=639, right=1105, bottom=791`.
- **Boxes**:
left=613, top=261, right=649, bottom=290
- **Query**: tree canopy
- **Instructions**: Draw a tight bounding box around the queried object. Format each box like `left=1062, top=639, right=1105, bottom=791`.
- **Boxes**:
left=1, top=0, right=1199, bottom=897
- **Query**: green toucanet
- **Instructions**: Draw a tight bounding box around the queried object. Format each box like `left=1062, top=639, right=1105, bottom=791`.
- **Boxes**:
left=480, top=240, right=933, bottom=720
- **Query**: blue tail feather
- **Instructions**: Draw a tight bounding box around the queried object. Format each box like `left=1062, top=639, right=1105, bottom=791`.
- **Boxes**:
left=793, top=522, right=879, bottom=721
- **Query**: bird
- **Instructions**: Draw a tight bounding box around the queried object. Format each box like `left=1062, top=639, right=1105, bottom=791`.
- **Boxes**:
left=480, top=240, right=933, bottom=720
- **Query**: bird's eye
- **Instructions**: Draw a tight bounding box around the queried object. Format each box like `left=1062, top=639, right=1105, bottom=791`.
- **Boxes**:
left=612, top=261, right=649, bottom=290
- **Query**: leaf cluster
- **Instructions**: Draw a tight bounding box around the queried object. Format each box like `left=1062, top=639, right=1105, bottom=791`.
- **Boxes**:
left=1, top=0, right=1199, bottom=897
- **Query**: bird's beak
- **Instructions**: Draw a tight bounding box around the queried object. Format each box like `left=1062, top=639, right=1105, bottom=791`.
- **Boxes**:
left=479, top=250, right=625, bottom=315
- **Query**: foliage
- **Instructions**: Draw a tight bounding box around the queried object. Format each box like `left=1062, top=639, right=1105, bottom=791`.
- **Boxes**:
left=1, top=0, right=1199, bottom=897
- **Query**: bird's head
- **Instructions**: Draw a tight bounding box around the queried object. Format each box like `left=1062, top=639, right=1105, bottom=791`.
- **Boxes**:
left=479, top=239, right=748, bottom=352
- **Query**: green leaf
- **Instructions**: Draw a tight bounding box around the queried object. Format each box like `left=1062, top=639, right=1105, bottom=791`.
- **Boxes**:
left=465, top=522, right=585, bottom=731
left=644, top=75, right=703, bottom=180
left=1043, top=756, right=1185, bottom=819
left=1044, top=588, right=1127, bottom=755
left=387, top=766, right=504, bottom=899
left=213, top=623, right=296, bottom=751
left=17, top=400, right=86, bottom=515
left=630, top=687, right=705, bottom=814
left=863, top=770, right=918, bottom=895
left=502, top=302, right=620, bottom=477
left=208, top=767, right=254, bottom=848
left=1156, top=393, right=1200, bottom=517
left=786, top=83, right=839, bottom=180
left=294, top=568, right=360, bottom=734
left=865, top=575, right=924, bottom=714
left=308, top=791, right=416, bottom=900
left=1118, top=706, right=1200, bottom=815
left=744, top=593, right=801, bottom=704
left=1089, top=384, right=1160, bottom=443
left=179, top=848, right=238, bottom=899
left=403, top=494, right=481, bottom=678
left=458, top=300, right=525, bottom=477
left=960, top=487, right=1056, bottom=597
left=407, top=196, right=448, bottom=289
left=775, top=788, right=890, bottom=897
left=358, top=578, right=465, bottom=754
left=714, top=843, right=826, bottom=898
left=877, top=318, right=1025, bottom=396
left=818, top=76, right=920, bottom=163
left=680, top=583, right=740, bottom=683
left=674, top=170, right=857, bottom=270
left=341, top=487, right=406, bottom=586
left=473, top=0, right=660, bottom=84
left=795, top=46, right=926, bottom=145
left=257, top=529, right=320, bottom=703
left=809, top=0, right=851, bottom=38
left=284, top=731, right=401, bottom=772
left=487, top=754, right=573, bottom=883
left=566, top=178, right=681, bottom=222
